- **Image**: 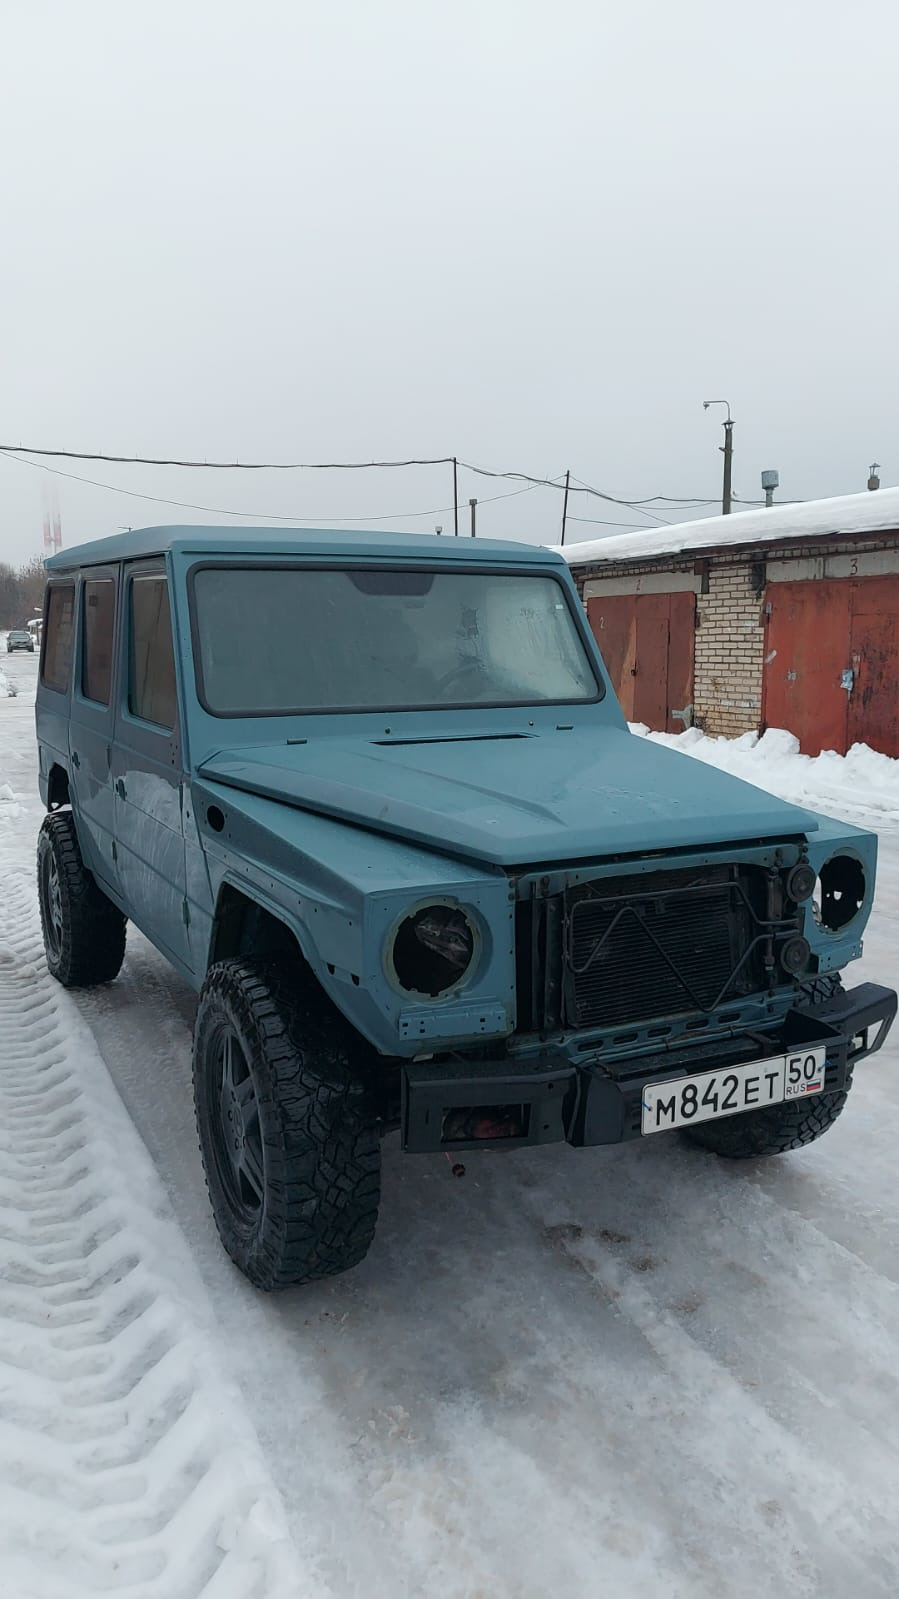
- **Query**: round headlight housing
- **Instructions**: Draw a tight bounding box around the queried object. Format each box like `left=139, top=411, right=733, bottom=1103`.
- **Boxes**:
left=389, top=903, right=479, bottom=997
left=812, top=854, right=866, bottom=932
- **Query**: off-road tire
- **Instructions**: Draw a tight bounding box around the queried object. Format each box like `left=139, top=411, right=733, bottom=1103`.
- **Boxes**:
left=193, top=959, right=382, bottom=1290
left=37, top=811, right=127, bottom=987
left=683, top=974, right=851, bottom=1159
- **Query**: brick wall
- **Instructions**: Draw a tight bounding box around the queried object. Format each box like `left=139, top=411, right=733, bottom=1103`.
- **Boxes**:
left=694, top=564, right=764, bottom=736
left=570, top=532, right=899, bottom=739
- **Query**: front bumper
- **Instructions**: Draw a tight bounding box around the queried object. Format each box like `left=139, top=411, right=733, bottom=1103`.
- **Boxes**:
left=401, top=981, right=897, bottom=1154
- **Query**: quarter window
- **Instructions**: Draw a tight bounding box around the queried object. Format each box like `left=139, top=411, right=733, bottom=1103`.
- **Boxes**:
left=41, top=583, right=75, bottom=694
left=81, top=579, right=116, bottom=705
left=129, top=575, right=177, bottom=729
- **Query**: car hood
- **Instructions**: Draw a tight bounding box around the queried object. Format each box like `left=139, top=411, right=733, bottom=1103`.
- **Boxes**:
left=198, top=727, right=819, bottom=867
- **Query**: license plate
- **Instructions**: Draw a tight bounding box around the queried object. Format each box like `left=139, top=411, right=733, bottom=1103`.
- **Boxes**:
left=641, top=1046, right=828, bottom=1136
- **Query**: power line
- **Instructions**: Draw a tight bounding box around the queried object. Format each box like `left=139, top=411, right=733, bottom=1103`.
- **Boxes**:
left=0, top=445, right=454, bottom=472
left=0, top=448, right=543, bottom=523
left=0, top=439, right=712, bottom=519
left=566, top=513, right=677, bottom=530
left=567, top=474, right=670, bottom=526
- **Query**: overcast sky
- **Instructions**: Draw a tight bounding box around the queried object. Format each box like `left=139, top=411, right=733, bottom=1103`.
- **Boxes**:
left=2, top=0, right=897, bottom=566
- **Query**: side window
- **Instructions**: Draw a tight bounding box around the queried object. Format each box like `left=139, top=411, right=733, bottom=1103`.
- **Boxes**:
left=129, top=575, right=177, bottom=729
left=82, top=579, right=116, bottom=705
left=41, top=583, right=75, bottom=693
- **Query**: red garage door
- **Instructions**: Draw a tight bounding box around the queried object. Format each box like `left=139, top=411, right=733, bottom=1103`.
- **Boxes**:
left=763, top=575, right=899, bottom=756
left=586, top=591, right=695, bottom=732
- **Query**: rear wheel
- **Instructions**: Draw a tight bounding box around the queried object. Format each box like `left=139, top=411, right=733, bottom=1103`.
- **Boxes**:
left=37, top=812, right=126, bottom=987
left=193, top=959, right=381, bottom=1290
left=683, top=975, right=851, bottom=1159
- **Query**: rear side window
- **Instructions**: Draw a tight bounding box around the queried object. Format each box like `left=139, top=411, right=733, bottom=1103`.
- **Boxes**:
left=129, top=575, right=177, bottom=729
left=82, top=579, right=116, bottom=705
left=41, top=583, right=75, bottom=693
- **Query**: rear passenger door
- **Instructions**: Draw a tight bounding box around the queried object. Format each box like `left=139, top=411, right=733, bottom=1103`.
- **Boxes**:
left=37, top=579, right=76, bottom=803
left=69, top=568, right=120, bottom=894
left=111, top=563, right=193, bottom=974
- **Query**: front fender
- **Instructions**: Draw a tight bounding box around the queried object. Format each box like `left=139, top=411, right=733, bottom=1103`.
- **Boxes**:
left=191, top=779, right=515, bottom=1055
left=801, top=813, right=878, bottom=972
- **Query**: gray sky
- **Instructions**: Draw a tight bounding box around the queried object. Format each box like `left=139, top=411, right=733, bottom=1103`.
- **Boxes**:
left=2, top=0, right=897, bottom=566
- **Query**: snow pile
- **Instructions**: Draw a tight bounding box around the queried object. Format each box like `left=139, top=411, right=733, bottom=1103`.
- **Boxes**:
left=630, top=723, right=899, bottom=818
left=0, top=781, right=22, bottom=820
left=0, top=665, right=16, bottom=698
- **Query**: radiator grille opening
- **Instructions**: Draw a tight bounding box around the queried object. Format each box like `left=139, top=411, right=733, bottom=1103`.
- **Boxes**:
left=517, top=865, right=782, bottom=1035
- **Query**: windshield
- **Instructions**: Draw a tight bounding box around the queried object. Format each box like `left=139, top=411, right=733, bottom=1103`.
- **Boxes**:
left=191, top=564, right=600, bottom=715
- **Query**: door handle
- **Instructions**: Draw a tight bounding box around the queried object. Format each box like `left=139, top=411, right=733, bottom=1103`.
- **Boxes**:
left=115, top=778, right=127, bottom=799
left=71, top=750, right=80, bottom=768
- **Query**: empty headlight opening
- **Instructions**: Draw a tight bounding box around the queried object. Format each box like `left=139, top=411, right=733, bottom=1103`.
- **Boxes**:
left=813, top=855, right=866, bottom=932
left=390, top=904, right=479, bottom=997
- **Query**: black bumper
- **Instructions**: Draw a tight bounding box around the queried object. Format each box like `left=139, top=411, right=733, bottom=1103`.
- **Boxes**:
left=401, top=981, right=897, bottom=1154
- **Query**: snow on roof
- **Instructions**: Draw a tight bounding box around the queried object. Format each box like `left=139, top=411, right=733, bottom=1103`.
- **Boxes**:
left=559, top=484, right=899, bottom=568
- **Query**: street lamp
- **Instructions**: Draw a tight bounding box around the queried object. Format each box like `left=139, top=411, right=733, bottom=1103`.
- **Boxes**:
left=703, top=399, right=734, bottom=515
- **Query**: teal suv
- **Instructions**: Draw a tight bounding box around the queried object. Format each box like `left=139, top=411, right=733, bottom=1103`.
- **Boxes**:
left=34, top=527, right=896, bottom=1288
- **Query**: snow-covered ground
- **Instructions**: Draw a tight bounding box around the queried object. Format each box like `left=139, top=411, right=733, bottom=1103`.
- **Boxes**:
left=1, top=648, right=899, bottom=1598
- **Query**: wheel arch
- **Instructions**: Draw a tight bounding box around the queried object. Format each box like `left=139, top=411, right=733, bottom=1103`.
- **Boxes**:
left=46, top=762, right=71, bottom=809
left=208, top=881, right=314, bottom=979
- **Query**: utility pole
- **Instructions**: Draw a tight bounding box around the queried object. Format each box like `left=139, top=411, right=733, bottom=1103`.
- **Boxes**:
left=560, top=470, right=571, bottom=545
left=703, top=399, right=734, bottom=515
left=469, top=497, right=477, bottom=537
left=453, top=458, right=459, bottom=535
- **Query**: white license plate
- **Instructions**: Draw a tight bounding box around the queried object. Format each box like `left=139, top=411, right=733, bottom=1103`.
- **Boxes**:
left=641, top=1046, right=828, bottom=1136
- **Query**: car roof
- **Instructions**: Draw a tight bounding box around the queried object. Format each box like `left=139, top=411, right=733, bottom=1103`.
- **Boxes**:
left=46, top=524, right=564, bottom=571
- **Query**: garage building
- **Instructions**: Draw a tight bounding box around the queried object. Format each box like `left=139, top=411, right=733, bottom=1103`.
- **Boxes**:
left=561, top=486, right=899, bottom=757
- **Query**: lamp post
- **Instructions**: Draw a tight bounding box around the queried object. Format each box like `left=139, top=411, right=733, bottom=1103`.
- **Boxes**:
left=703, top=399, right=734, bottom=515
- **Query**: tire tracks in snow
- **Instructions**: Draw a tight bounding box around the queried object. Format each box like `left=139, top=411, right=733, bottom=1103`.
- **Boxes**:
left=0, top=870, right=315, bottom=1599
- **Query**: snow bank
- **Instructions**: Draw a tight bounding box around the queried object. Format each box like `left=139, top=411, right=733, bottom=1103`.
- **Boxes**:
left=0, top=666, right=16, bottom=698
left=629, top=723, right=899, bottom=819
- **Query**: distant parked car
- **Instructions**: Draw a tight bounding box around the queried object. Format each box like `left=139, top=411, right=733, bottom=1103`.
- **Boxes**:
left=7, top=630, right=34, bottom=653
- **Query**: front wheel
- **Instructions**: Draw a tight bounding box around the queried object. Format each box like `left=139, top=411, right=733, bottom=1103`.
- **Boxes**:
left=193, top=960, right=382, bottom=1290
left=683, top=975, right=850, bottom=1158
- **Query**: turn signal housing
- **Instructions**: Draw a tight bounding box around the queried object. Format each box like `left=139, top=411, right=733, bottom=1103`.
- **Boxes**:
left=780, top=935, right=811, bottom=975
left=785, top=863, right=817, bottom=903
